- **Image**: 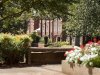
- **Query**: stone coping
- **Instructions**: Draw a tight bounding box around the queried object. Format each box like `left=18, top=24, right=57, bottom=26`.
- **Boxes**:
left=29, top=47, right=73, bottom=52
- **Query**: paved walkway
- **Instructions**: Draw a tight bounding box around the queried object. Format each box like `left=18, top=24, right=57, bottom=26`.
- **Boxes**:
left=0, top=64, right=66, bottom=75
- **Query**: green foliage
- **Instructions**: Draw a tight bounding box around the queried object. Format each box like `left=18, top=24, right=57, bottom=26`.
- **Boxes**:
left=87, top=56, right=100, bottom=68
left=0, top=33, right=32, bottom=64
left=49, top=41, right=69, bottom=47
left=39, top=37, right=52, bottom=44
left=0, top=0, right=78, bottom=33
left=0, top=0, right=32, bottom=33
left=39, top=37, right=45, bottom=44
left=48, top=38, right=52, bottom=44
left=30, top=32, right=40, bottom=43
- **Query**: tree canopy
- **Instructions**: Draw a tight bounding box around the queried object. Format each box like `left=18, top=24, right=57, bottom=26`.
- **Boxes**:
left=0, top=0, right=78, bottom=33
left=0, top=0, right=78, bottom=21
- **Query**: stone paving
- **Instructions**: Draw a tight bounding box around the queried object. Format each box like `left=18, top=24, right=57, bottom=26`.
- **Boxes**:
left=0, top=64, right=67, bottom=75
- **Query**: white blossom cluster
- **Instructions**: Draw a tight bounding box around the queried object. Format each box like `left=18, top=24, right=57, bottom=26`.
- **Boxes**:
left=80, top=43, right=99, bottom=65
left=65, top=46, right=82, bottom=63
left=65, top=42, right=100, bottom=65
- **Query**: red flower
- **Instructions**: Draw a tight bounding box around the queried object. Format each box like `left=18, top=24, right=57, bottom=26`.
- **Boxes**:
left=87, top=41, right=93, bottom=45
left=93, top=37, right=97, bottom=42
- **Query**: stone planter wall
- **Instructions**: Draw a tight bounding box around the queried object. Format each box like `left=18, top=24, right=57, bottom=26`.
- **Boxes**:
left=62, top=60, right=100, bottom=75
left=27, top=47, right=72, bottom=65
left=31, top=52, right=65, bottom=65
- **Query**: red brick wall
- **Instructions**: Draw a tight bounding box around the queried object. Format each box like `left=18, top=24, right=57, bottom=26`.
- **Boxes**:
left=34, top=19, right=39, bottom=30
left=27, top=18, right=62, bottom=41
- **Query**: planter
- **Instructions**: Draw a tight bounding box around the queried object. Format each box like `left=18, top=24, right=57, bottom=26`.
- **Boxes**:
left=62, top=60, right=100, bottom=75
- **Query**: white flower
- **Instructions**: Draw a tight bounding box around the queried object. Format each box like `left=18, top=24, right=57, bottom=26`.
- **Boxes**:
left=66, top=57, right=70, bottom=61
left=90, top=54, right=98, bottom=58
left=69, top=58, right=73, bottom=62
left=75, top=53, right=82, bottom=59
left=91, top=47, right=97, bottom=52
left=80, top=54, right=89, bottom=61
left=69, top=52, right=76, bottom=57
left=80, top=54, right=98, bottom=62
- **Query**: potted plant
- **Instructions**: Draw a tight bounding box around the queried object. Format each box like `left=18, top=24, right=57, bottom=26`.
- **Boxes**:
left=30, top=32, right=40, bottom=47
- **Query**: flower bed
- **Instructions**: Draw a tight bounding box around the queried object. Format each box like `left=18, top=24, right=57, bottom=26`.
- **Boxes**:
left=62, top=41, right=100, bottom=75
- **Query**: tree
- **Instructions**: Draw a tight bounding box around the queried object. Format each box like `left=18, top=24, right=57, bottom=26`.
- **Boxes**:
left=65, top=0, right=100, bottom=37
left=0, top=0, right=78, bottom=33
left=0, top=0, right=33, bottom=33
left=0, top=0, right=78, bottom=21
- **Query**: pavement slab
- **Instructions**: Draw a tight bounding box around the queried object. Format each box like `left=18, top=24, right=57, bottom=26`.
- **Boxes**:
left=0, top=64, right=67, bottom=75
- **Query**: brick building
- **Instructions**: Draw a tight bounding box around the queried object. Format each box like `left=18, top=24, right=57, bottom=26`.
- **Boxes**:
left=27, top=18, right=62, bottom=41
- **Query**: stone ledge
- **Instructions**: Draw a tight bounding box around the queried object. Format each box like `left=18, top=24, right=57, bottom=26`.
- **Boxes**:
left=29, top=47, right=73, bottom=52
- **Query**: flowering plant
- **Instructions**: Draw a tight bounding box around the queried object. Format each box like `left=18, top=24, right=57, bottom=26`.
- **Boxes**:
left=64, top=41, right=100, bottom=67
left=64, top=46, right=83, bottom=64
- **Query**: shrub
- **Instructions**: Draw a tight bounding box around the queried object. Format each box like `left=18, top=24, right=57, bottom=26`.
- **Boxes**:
left=0, top=33, right=32, bottom=64
left=0, top=34, right=14, bottom=64
left=87, top=56, right=100, bottom=68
